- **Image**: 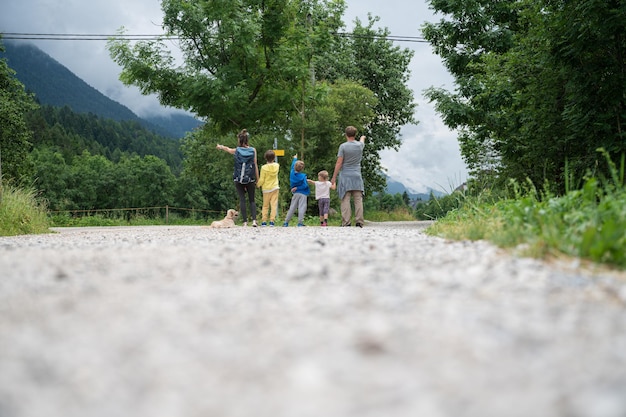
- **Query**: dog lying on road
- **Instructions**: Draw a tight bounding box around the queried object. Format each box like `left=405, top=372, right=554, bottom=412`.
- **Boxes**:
left=210, top=209, right=238, bottom=228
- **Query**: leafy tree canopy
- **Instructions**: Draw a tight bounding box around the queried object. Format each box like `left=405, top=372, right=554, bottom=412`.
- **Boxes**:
left=108, top=0, right=417, bottom=194
left=423, top=0, right=626, bottom=193
left=0, top=39, right=38, bottom=183
left=109, top=0, right=345, bottom=132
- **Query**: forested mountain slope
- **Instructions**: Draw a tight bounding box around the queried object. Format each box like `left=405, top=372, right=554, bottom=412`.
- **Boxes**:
left=1, top=41, right=202, bottom=139
left=28, top=105, right=183, bottom=173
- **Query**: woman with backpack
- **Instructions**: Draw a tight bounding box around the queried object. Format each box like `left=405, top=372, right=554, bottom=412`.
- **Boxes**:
left=216, top=129, right=260, bottom=227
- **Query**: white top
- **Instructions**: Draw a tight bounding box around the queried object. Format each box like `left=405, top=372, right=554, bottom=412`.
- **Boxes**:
left=314, top=181, right=332, bottom=200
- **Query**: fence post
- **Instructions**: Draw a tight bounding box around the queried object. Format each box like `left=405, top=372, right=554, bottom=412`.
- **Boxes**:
left=166, top=205, right=169, bottom=224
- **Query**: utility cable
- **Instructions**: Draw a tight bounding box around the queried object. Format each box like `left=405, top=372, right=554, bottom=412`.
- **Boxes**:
left=1, top=31, right=429, bottom=43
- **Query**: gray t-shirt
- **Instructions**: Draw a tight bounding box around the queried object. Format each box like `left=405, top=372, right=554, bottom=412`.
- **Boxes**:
left=337, top=140, right=364, bottom=199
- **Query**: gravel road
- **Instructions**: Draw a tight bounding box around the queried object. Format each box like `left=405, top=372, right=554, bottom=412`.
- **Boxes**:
left=1, top=222, right=626, bottom=417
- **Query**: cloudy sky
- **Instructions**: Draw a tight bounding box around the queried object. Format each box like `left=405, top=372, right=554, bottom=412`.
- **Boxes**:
left=1, top=0, right=467, bottom=192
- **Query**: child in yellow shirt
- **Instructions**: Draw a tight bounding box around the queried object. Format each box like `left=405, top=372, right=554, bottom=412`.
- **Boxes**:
left=256, top=150, right=280, bottom=226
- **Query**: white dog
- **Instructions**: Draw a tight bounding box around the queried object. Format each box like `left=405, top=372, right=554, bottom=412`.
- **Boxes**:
left=210, top=209, right=239, bottom=228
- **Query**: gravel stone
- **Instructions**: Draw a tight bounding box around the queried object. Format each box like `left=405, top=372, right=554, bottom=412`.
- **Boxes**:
left=1, top=222, right=625, bottom=417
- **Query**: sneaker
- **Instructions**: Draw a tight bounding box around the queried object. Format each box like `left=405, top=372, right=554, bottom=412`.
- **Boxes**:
left=283, top=222, right=289, bottom=227
left=321, top=223, right=327, bottom=227
left=356, top=222, right=363, bottom=228
left=297, top=223, right=305, bottom=227
left=269, top=222, right=275, bottom=227
left=252, top=220, right=258, bottom=227
left=243, top=222, right=248, bottom=227
left=341, top=223, right=351, bottom=227
left=261, top=222, right=267, bottom=227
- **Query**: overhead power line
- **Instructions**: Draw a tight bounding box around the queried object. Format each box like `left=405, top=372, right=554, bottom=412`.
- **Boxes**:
left=1, top=32, right=168, bottom=41
left=334, top=32, right=428, bottom=43
left=1, top=31, right=429, bottom=44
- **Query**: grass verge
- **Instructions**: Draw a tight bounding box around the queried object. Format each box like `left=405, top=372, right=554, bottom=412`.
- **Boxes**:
left=0, top=183, right=51, bottom=236
left=427, top=174, right=626, bottom=269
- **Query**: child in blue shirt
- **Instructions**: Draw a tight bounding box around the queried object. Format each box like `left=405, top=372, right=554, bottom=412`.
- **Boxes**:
left=283, top=155, right=310, bottom=227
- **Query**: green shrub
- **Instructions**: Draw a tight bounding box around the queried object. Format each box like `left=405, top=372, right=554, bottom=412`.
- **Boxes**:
left=366, top=207, right=416, bottom=222
left=415, top=193, right=464, bottom=220
left=0, top=183, right=50, bottom=236
left=428, top=153, right=626, bottom=269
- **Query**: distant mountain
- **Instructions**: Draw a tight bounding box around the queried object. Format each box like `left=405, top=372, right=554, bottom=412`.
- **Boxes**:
left=385, top=175, right=446, bottom=201
left=1, top=41, right=202, bottom=138
left=144, top=113, right=204, bottom=139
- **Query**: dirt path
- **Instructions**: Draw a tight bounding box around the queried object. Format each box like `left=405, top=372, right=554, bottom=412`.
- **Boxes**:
left=1, top=224, right=625, bottom=417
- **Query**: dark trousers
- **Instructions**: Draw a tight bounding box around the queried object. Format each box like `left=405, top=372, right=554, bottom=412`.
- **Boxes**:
left=235, top=182, right=257, bottom=222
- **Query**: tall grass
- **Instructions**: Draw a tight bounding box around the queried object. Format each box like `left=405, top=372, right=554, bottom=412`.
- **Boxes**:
left=428, top=151, right=626, bottom=269
left=366, top=206, right=416, bottom=222
left=49, top=212, right=213, bottom=227
left=0, top=183, right=51, bottom=236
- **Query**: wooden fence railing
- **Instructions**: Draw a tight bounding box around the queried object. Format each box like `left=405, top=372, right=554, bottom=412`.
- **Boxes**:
left=48, top=206, right=223, bottom=224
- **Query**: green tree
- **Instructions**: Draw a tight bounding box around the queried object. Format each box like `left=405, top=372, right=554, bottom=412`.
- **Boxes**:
left=545, top=0, right=626, bottom=184
left=422, top=0, right=518, bottom=188
left=172, top=171, right=210, bottom=213
left=109, top=1, right=416, bottom=204
left=108, top=0, right=345, bottom=133
left=31, top=147, right=70, bottom=210
left=402, top=191, right=410, bottom=206
left=316, top=15, right=417, bottom=192
left=114, top=155, right=176, bottom=209
left=301, top=79, right=377, bottom=182
left=66, top=152, right=117, bottom=210
left=27, top=105, right=183, bottom=172
left=0, top=39, right=38, bottom=183
left=423, top=0, right=626, bottom=192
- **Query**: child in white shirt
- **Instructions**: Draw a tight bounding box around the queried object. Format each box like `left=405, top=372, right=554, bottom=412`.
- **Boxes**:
left=307, top=170, right=336, bottom=226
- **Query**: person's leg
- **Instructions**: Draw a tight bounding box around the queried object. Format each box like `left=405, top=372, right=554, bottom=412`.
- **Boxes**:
left=269, top=190, right=279, bottom=223
left=321, top=199, right=330, bottom=223
left=284, top=195, right=298, bottom=224
left=353, top=190, right=364, bottom=226
left=247, top=184, right=257, bottom=221
left=340, top=192, right=352, bottom=226
left=235, top=182, right=247, bottom=223
left=296, top=194, right=307, bottom=224
left=261, top=192, right=270, bottom=223
left=318, top=200, right=324, bottom=224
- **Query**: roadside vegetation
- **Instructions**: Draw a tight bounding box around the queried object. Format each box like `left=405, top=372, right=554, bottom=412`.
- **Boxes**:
left=46, top=190, right=416, bottom=227
left=418, top=1, right=626, bottom=271
left=0, top=183, right=50, bottom=236
left=427, top=153, right=626, bottom=269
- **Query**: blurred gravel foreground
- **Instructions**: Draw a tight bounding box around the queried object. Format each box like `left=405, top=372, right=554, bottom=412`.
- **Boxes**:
left=1, top=223, right=626, bottom=417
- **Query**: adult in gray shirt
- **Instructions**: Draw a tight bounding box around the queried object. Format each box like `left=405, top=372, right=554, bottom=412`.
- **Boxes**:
left=331, top=126, right=366, bottom=227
